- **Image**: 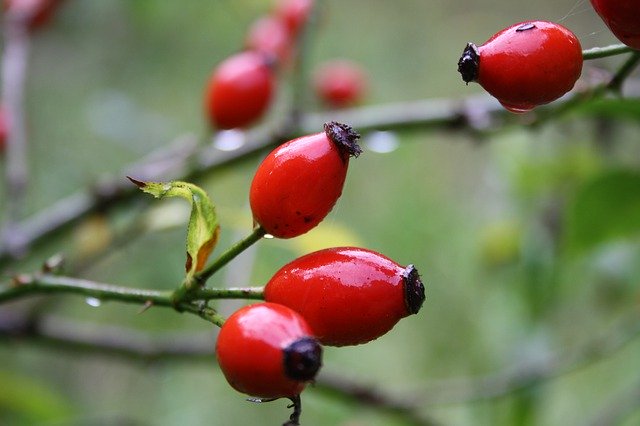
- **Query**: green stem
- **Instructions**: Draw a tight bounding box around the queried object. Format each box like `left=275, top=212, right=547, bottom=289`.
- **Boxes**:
left=607, top=50, right=640, bottom=92
left=187, top=286, right=264, bottom=302
left=171, top=226, right=266, bottom=305
left=0, top=275, right=174, bottom=306
left=179, top=303, right=226, bottom=327
left=583, top=44, right=634, bottom=60
left=0, top=275, right=263, bottom=326
left=195, top=225, right=266, bottom=283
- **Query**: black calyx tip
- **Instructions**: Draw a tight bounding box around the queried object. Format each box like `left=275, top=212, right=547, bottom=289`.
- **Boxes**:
left=324, top=121, right=362, bottom=160
left=457, top=42, right=480, bottom=84
left=402, top=264, right=425, bottom=315
left=283, top=337, right=323, bottom=382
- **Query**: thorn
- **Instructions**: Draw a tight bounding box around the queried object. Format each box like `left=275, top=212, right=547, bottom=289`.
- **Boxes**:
left=126, top=176, right=146, bottom=188
left=11, top=274, right=33, bottom=286
left=42, top=253, right=65, bottom=274
left=138, top=300, right=154, bottom=314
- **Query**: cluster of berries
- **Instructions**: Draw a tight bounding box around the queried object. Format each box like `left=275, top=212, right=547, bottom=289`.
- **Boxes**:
left=458, top=0, right=640, bottom=113
left=214, top=121, right=426, bottom=422
left=204, top=0, right=367, bottom=130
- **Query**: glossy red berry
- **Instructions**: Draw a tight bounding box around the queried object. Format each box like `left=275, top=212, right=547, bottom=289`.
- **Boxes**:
left=590, top=0, right=640, bottom=49
left=274, top=0, right=314, bottom=36
left=264, top=247, right=426, bottom=346
left=458, top=21, right=583, bottom=113
left=204, top=51, right=274, bottom=130
left=3, top=0, right=62, bottom=30
left=249, top=121, right=361, bottom=239
left=245, top=15, right=292, bottom=64
left=216, top=302, right=322, bottom=399
left=313, top=59, right=368, bottom=108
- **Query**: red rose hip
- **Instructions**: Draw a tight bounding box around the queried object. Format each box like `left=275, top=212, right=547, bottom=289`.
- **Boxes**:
left=249, top=121, right=361, bottom=238
left=274, top=0, right=314, bottom=36
left=245, top=15, right=292, bottom=64
left=264, top=247, right=426, bottom=346
left=313, top=59, right=368, bottom=108
left=458, top=21, right=583, bottom=113
left=215, top=302, right=322, bottom=399
left=590, top=0, right=640, bottom=49
left=3, top=0, right=62, bottom=30
left=204, top=51, right=274, bottom=130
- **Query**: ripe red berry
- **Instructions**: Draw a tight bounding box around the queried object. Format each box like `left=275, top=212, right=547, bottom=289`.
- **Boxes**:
left=590, top=0, right=640, bottom=49
left=215, top=302, right=322, bottom=399
left=249, top=121, right=361, bottom=239
left=245, top=15, right=292, bottom=64
left=458, top=21, right=583, bottom=113
left=274, top=0, right=314, bottom=36
left=264, top=247, right=426, bottom=346
left=313, top=59, right=368, bottom=108
left=204, top=51, right=275, bottom=130
left=3, top=0, right=62, bottom=30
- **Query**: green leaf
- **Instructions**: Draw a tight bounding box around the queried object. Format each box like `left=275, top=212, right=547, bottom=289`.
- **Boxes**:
left=565, top=169, right=640, bottom=253
left=129, top=177, right=220, bottom=280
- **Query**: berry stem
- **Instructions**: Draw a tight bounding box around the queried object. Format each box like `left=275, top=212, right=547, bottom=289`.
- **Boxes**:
left=582, top=43, right=634, bottom=60
left=179, top=303, right=226, bottom=327
left=172, top=226, right=266, bottom=305
left=283, top=395, right=303, bottom=426
left=195, top=225, right=266, bottom=283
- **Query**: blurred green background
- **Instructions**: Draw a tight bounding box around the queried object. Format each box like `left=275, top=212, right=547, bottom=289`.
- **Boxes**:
left=1, top=0, right=640, bottom=425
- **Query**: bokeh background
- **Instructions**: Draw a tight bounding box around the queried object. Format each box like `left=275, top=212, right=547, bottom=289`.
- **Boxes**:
left=1, top=0, right=640, bottom=425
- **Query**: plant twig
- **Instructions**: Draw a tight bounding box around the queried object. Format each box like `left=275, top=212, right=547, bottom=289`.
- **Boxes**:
left=582, top=44, right=634, bottom=60
left=2, top=77, right=640, bottom=268
left=171, top=226, right=266, bottom=304
left=607, top=50, right=640, bottom=93
left=0, top=273, right=263, bottom=312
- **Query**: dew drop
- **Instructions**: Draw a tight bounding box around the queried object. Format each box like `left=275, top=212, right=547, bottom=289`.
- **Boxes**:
left=263, top=233, right=275, bottom=239
left=85, top=297, right=102, bottom=307
left=364, top=131, right=400, bottom=153
left=213, top=129, right=245, bottom=151
left=500, top=101, right=534, bottom=114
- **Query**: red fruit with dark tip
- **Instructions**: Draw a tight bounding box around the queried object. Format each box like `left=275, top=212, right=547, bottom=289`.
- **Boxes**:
left=204, top=51, right=275, bottom=130
left=264, top=247, right=426, bottom=346
left=216, top=302, right=323, bottom=399
left=274, top=0, right=314, bottom=36
left=3, top=0, right=62, bottom=30
left=314, top=59, right=368, bottom=108
left=245, top=15, right=292, bottom=63
left=249, top=121, right=361, bottom=239
left=590, top=0, right=640, bottom=49
left=458, top=21, right=583, bottom=113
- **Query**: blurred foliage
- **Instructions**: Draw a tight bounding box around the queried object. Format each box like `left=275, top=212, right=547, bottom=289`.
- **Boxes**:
left=1, top=0, right=640, bottom=425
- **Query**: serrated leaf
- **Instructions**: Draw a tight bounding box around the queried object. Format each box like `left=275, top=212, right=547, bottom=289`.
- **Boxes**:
left=564, top=169, right=640, bottom=253
left=129, top=177, right=220, bottom=280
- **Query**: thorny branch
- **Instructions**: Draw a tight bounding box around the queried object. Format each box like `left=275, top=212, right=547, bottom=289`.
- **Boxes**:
left=1, top=307, right=638, bottom=423
left=3, top=76, right=640, bottom=267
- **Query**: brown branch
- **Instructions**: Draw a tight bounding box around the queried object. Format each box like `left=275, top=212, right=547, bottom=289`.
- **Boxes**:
left=2, top=77, right=640, bottom=267
left=1, top=308, right=638, bottom=417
